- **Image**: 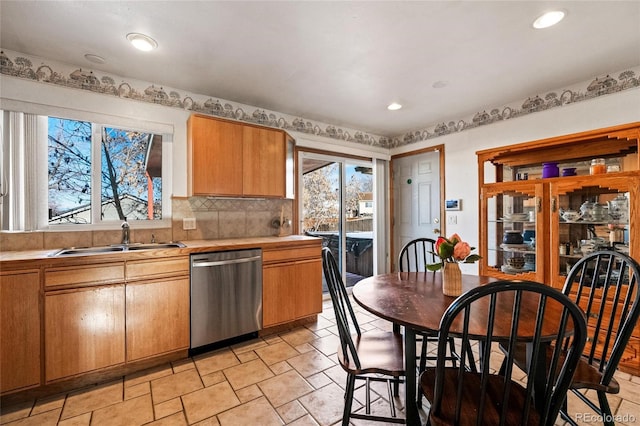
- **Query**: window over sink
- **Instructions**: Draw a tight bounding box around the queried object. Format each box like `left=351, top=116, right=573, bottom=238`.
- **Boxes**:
left=48, top=117, right=162, bottom=224
left=1, top=110, right=172, bottom=231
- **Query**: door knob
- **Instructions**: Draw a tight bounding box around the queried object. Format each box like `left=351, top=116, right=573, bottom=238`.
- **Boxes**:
left=433, top=228, right=441, bottom=234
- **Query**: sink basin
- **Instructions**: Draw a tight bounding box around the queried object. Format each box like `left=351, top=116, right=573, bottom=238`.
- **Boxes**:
left=51, top=242, right=185, bottom=256
left=51, top=246, right=126, bottom=256
left=126, top=242, right=186, bottom=251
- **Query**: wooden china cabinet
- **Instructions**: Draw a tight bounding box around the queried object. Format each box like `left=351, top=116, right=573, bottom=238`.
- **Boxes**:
left=477, top=122, right=640, bottom=374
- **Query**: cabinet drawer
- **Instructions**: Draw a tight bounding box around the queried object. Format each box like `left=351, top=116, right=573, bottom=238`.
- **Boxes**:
left=263, top=245, right=321, bottom=264
left=126, top=256, right=189, bottom=281
left=45, top=263, right=124, bottom=289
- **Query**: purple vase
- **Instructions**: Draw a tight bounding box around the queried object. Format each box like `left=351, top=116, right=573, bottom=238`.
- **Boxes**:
left=542, top=162, right=559, bottom=178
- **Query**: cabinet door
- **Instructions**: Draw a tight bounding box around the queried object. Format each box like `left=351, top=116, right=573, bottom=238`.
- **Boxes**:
left=189, top=115, right=243, bottom=196
left=1, top=270, right=41, bottom=394
left=243, top=126, right=285, bottom=197
left=550, top=175, right=636, bottom=288
left=126, top=277, right=190, bottom=361
left=480, top=182, right=545, bottom=283
left=262, top=264, right=296, bottom=327
left=45, top=285, right=125, bottom=382
left=294, top=259, right=323, bottom=319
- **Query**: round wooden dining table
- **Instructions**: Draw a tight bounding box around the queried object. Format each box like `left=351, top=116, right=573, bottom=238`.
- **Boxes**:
left=353, top=272, right=561, bottom=425
left=352, top=271, right=498, bottom=425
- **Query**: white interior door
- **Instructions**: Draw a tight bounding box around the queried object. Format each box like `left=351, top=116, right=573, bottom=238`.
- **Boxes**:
left=392, top=151, right=441, bottom=270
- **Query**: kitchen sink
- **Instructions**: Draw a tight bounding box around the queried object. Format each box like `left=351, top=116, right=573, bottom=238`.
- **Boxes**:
left=51, top=242, right=185, bottom=256
left=126, top=242, right=186, bottom=251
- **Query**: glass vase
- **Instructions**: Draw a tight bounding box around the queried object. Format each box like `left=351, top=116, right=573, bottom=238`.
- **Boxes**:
left=442, top=262, right=462, bottom=296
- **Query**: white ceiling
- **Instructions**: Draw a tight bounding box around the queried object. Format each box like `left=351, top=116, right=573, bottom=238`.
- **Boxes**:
left=1, top=1, right=639, bottom=138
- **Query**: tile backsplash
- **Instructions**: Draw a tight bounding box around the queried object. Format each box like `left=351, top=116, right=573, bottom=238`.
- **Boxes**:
left=0, top=197, right=293, bottom=251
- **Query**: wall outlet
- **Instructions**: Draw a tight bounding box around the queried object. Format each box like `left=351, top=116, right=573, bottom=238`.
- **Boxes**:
left=183, top=217, right=196, bottom=230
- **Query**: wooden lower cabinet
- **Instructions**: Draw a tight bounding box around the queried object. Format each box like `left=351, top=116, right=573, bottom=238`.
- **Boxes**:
left=45, top=285, right=125, bottom=382
left=262, top=245, right=322, bottom=327
left=1, top=269, right=41, bottom=394
left=126, top=277, right=190, bottom=361
left=263, top=264, right=297, bottom=326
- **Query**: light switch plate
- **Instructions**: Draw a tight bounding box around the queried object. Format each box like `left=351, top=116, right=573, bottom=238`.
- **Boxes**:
left=183, top=217, right=196, bottom=230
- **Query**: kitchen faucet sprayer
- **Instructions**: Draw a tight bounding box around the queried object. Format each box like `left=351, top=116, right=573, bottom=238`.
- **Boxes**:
left=121, top=218, right=130, bottom=244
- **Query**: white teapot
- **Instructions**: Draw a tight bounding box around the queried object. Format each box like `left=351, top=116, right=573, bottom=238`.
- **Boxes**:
left=561, top=210, right=581, bottom=222
left=579, top=201, right=607, bottom=222
left=608, top=195, right=629, bottom=222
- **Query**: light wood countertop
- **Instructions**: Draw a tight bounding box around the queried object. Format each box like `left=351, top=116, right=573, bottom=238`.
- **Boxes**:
left=0, top=235, right=321, bottom=269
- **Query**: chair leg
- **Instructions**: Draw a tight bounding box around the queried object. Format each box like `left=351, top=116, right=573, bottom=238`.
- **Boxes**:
left=419, top=338, right=428, bottom=372
left=365, top=377, right=371, bottom=414
left=417, top=339, right=428, bottom=408
left=343, top=374, right=356, bottom=426
left=559, top=396, right=578, bottom=426
left=598, top=391, right=614, bottom=426
left=447, top=337, right=458, bottom=368
left=465, top=342, right=477, bottom=373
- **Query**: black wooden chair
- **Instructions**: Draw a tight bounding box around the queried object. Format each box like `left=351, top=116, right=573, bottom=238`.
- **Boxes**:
left=557, top=251, right=640, bottom=425
left=420, top=280, right=587, bottom=426
left=321, top=247, right=405, bottom=425
left=499, top=251, right=640, bottom=426
left=398, top=238, right=470, bottom=407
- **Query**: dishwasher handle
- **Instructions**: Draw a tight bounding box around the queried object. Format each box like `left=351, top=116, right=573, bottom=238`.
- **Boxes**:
left=192, top=255, right=262, bottom=268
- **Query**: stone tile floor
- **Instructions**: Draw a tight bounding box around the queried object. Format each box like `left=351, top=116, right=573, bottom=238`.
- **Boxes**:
left=2, top=296, right=640, bottom=425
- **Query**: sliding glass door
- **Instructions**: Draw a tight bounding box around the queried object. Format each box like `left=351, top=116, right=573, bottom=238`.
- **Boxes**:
left=299, top=151, right=374, bottom=291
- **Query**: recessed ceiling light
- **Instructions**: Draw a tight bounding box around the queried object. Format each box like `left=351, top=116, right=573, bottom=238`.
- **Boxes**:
left=387, top=103, right=402, bottom=111
left=126, top=33, right=158, bottom=51
left=533, top=10, right=566, bottom=29
left=84, top=54, right=105, bottom=64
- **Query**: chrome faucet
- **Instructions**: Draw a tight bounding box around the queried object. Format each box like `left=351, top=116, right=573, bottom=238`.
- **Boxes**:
left=121, top=218, right=130, bottom=245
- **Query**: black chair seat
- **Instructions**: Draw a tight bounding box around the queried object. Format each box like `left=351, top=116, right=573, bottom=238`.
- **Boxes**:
left=419, top=280, right=587, bottom=426
left=421, top=368, right=541, bottom=426
left=322, top=247, right=406, bottom=425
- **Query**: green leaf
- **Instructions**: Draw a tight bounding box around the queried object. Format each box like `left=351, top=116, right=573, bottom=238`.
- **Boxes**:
left=426, top=263, right=443, bottom=271
left=463, top=254, right=482, bottom=263
left=438, top=242, right=454, bottom=259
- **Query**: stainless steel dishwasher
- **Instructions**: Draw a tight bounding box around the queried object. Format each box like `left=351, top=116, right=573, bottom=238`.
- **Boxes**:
left=190, top=249, right=262, bottom=353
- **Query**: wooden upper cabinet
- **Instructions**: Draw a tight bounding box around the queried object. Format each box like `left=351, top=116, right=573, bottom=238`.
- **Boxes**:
left=187, top=114, right=287, bottom=198
left=188, top=114, right=243, bottom=196
left=243, top=125, right=286, bottom=197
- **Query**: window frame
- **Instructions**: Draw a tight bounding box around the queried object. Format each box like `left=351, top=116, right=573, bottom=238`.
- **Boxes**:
left=2, top=104, right=173, bottom=232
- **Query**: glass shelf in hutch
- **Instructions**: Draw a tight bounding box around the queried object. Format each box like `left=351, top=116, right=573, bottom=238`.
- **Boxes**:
left=477, top=122, right=640, bottom=287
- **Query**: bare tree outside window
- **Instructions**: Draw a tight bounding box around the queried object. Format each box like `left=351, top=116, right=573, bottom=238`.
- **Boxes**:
left=48, top=118, right=92, bottom=222
left=302, top=163, right=339, bottom=232
left=48, top=117, right=162, bottom=224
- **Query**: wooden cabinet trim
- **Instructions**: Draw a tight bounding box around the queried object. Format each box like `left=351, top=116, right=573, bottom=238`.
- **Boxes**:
left=476, top=122, right=640, bottom=168
left=125, top=256, right=189, bottom=281
left=263, top=246, right=321, bottom=264
left=45, top=262, right=124, bottom=289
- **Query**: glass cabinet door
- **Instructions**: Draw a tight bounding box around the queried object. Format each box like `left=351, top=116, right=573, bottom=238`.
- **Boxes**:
left=481, top=182, right=544, bottom=281
left=549, top=176, right=634, bottom=288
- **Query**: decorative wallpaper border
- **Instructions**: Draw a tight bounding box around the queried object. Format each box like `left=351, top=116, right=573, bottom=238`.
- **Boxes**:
left=1, top=49, right=638, bottom=149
